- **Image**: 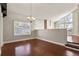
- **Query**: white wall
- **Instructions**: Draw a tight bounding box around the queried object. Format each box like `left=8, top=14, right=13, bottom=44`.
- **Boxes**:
left=47, top=20, right=55, bottom=29
left=3, top=12, right=67, bottom=44
left=3, top=11, right=67, bottom=44
left=34, top=19, right=55, bottom=29
left=72, top=8, right=79, bottom=35
left=0, top=6, right=3, bottom=45
left=0, top=5, right=3, bottom=55
left=36, top=29, right=67, bottom=44
left=34, top=20, right=44, bottom=29
left=2, top=3, right=37, bottom=42
left=3, top=16, right=14, bottom=42
left=3, top=14, right=36, bottom=42
left=47, top=20, right=51, bottom=29
left=3, top=3, right=67, bottom=45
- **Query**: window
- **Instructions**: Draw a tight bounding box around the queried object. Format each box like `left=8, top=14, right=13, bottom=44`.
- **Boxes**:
left=14, top=21, right=31, bottom=36
left=55, top=18, right=65, bottom=29
left=54, top=14, right=73, bottom=35
left=65, top=14, right=73, bottom=35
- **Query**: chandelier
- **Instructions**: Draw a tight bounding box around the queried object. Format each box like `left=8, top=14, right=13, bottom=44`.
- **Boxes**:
left=27, top=3, right=36, bottom=22
left=27, top=16, right=36, bottom=21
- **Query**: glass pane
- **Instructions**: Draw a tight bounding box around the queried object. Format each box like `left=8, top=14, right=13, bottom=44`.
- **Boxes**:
left=54, top=13, right=73, bottom=35
left=14, top=21, right=31, bottom=35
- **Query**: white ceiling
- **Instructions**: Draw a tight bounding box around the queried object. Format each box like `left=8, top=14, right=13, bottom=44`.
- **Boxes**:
left=7, top=3, right=78, bottom=21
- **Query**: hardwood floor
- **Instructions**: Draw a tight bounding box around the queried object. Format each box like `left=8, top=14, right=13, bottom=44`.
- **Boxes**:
left=1, top=39, right=79, bottom=56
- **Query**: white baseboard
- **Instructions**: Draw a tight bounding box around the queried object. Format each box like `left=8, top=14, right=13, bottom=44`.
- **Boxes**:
left=3, top=38, right=35, bottom=44
left=3, top=37, right=65, bottom=47
left=71, top=34, right=79, bottom=36
left=0, top=44, right=2, bottom=56
left=35, top=37, right=65, bottom=46
left=66, top=46, right=79, bottom=51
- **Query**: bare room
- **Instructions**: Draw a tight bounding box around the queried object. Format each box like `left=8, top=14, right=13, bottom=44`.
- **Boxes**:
left=0, top=3, right=79, bottom=56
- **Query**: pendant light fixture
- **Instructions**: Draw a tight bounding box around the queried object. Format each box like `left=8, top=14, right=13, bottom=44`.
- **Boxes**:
left=27, top=3, right=36, bottom=22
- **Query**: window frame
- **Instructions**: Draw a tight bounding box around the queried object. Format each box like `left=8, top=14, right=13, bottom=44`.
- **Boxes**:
left=14, top=20, right=31, bottom=36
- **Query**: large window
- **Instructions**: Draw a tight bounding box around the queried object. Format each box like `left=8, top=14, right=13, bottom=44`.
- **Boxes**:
left=54, top=14, right=73, bottom=35
left=55, top=18, right=65, bottom=29
left=14, top=21, right=31, bottom=36
left=65, top=14, right=73, bottom=35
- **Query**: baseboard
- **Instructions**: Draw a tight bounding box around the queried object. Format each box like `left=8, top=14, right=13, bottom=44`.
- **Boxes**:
left=71, top=34, right=79, bottom=36
left=0, top=44, right=2, bottom=56
left=66, top=46, right=79, bottom=51
left=35, top=37, right=65, bottom=47
left=3, top=38, right=35, bottom=44
left=3, top=37, right=65, bottom=47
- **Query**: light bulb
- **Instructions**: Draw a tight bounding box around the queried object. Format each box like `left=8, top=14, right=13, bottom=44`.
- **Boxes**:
left=27, top=16, right=36, bottom=20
